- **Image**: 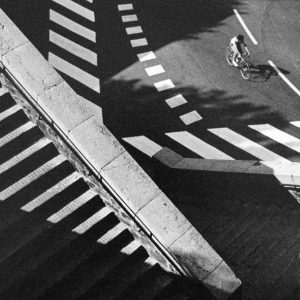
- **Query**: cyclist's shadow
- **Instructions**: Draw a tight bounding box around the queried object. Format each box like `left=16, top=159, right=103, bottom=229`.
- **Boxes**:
left=249, top=63, right=290, bottom=82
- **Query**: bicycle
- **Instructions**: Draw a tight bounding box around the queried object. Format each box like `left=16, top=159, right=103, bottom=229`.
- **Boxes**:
left=226, top=47, right=251, bottom=80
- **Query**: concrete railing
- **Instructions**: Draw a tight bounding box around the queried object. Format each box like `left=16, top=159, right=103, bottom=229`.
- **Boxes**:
left=0, top=9, right=241, bottom=299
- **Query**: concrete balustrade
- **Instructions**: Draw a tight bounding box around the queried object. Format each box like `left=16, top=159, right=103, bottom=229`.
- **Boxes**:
left=0, top=9, right=241, bottom=299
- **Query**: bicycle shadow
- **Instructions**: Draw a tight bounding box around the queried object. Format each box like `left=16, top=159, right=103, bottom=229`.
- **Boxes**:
left=249, top=63, right=290, bottom=82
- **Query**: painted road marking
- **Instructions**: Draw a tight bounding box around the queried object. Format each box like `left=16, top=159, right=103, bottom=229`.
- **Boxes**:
left=130, top=38, right=148, bottom=47
left=166, top=131, right=234, bottom=160
left=47, top=189, right=97, bottom=223
left=249, top=124, right=300, bottom=153
left=145, top=64, right=165, bottom=77
left=97, top=222, right=127, bottom=244
left=0, top=138, right=51, bottom=174
left=123, top=136, right=162, bottom=157
left=180, top=111, right=202, bottom=125
left=121, top=14, right=138, bottom=22
left=0, top=155, right=66, bottom=201
left=290, top=121, right=300, bottom=128
left=137, top=51, right=156, bottom=62
left=154, top=79, right=175, bottom=92
left=126, top=26, right=143, bottom=35
left=209, top=127, right=289, bottom=162
left=0, top=122, right=35, bottom=148
left=233, top=9, right=258, bottom=45
left=268, top=60, right=300, bottom=97
left=165, top=94, right=187, bottom=108
left=0, top=104, right=21, bottom=122
left=49, top=53, right=100, bottom=93
left=49, top=30, right=97, bottom=65
left=118, top=4, right=134, bottom=11
left=72, top=206, right=112, bottom=234
left=50, top=10, right=96, bottom=42
left=52, top=0, right=95, bottom=22
left=21, top=172, right=81, bottom=212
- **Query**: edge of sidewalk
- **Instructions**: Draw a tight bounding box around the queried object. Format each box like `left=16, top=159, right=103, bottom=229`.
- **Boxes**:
left=0, top=9, right=241, bottom=299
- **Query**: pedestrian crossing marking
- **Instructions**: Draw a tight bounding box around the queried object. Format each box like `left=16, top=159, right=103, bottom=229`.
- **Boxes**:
left=154, top=79, right=175, bottom=92
left=249, top=124, right=300, bottom=154
left=0, top=104, right=21, bottom=122
left=121, top=14, right=138, bottom=23
left=130, top=38, right=148, bottom=47
left=209, top=127, right=289, bottom=162
left=165, top=94, right=187, bottom=108
left=137, top=51, right=156, bottom=62
left=52, top=0, right=95, bottom=22
left=179, top=111, right=202, bottom=125
left=145, top=64, right=165, bottom=77
left=126, top=26, right=143, bottom=35
left=50, top=10, right=96, bottom=42
left=166, top=131, right=234, bottom=160
left=49, top=31, right=97, bottom=65
left=123, top=136, right=162, bottom=157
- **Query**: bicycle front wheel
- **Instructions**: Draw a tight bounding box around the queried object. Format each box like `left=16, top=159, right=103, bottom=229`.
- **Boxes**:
left=226, top=47, right=233, bottom=66
left=240, top=61, right=250, bottom=80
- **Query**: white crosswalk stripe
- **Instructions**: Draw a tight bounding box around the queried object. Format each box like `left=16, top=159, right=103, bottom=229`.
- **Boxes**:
left=154, top=79, right=175, bottom=92
left=130, top=38, right=148, bottom=47
left=166, top=131, right=234, bottom=160
left=121, top=14, right=138, bottom=22
left=145, top=65, right=165, bottom=76
left=118, top=4, right=134, bottom=11
left=137, top=51, right=156, bottom=62
left=126, top=26, right=142, bottom=35
left=49, top=53, right=100, bottom=93
left=123, top=136, right=162, bottom=157
left=179, top=111, right=202, bottom=125
left=49, top=30, right=97, bottom=65
left=290, top=121, right=300, bottom=128
left=249, top=124, right=300, bottom=154
left=97, top=222, right=127, bottom=244
left=209, top=127, right=289, bottom=162
left=52, top=0, right=95, bottom=21
left=50, top=10, right=96, bottom=42
left=165, top=94, right=187, bottom=108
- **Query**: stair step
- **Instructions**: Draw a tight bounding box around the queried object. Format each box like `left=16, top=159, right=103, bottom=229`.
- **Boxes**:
left=36, top=228, right=135, bottom=300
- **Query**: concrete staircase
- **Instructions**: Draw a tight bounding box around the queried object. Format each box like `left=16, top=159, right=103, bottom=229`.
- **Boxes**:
left=0, top=90, right=204, bottom=300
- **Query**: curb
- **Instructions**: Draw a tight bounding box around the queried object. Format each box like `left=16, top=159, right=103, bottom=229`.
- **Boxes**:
left=0, top=9, right=241, bottom=298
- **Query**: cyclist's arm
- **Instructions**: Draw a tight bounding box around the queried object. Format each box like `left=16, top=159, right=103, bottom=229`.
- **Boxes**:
left=244, top=45, right=250, bottom=56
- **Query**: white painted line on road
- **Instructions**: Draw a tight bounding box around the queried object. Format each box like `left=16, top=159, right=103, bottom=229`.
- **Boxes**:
left=154, top=79, right=175, bottom=92
left=249, top=124, right=300, bottom=153
left=21, top=172, right=81, bottom=212
left=126, top=26, right=143, bottom=35
left=47, top=189, right=97, bottom=223
left=179, top=111, right=202, bottom=125
left=0, top=122, right=35, bottom=148
left=268, top=60, right=300, bottom=97
left=137, top=51, right=156, bottom=62
left=50, top=10, right=96, bottom=42
left=49, top=31, right=97, bottom=65
left=166, top=131, right=234, bottom=160
left=145, top=64, right=165, bottom=77
left=165, top=94, right=187, bottom=108
left=121, top=14, right=138, bottom=22
left=85, top=0, right=93, bottom=3
left=233, top=9, right=258, bottom=45
left=0, top=155, right=66, bottom=201
left=52, top=0, right=95, bottom=22
left=118, top=4, right=134, bottom=11
left=49, top=52, right=100, bottom=93
left=209, top=127, right=289, bottom=162
left=0, top=104, right=21, bottom=122
left=290, top=121, right=300, bottom=128
left=0, top=138, right=51, bottom=175
left=123, top=136, right=162, bottom=157
left=130, top=38, right=148, bottom=47
left=97, top=222, right=127, bottom=245
left=72, top=206, right=112, bottom=234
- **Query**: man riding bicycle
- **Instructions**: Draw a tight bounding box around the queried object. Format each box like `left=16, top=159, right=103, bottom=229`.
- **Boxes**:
left=230, top=34, right=250, bottom=67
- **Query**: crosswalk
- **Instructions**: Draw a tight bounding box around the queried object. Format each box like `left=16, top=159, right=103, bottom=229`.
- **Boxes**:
left=48, top=0, right=100, bottom=93
left=123, top=122, right=300, bottom=164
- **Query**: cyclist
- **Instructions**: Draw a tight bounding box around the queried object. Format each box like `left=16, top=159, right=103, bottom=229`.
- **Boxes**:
left=230, top=34, right=250, bottom=67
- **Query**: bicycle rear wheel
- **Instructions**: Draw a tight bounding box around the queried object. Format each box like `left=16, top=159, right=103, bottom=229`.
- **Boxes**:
left=240, top=61, right=250, bottom=80
left=226, top=47, right=233, bottom=66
